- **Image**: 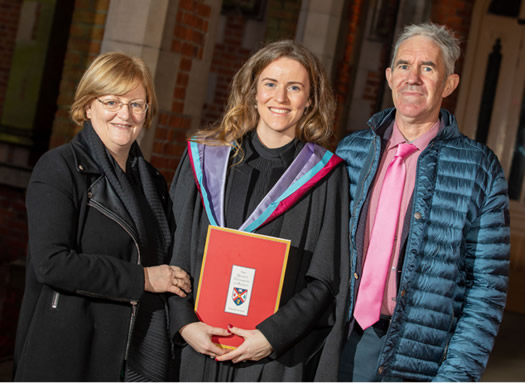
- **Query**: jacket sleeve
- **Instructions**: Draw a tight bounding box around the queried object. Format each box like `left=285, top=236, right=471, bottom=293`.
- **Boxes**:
left=434, top=157, right=510, bottom=381
left=26, top=149, right=145, bottom=302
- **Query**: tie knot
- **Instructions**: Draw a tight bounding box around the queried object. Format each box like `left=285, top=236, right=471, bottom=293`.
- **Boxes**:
left=395, top=143, right=417, bottom=159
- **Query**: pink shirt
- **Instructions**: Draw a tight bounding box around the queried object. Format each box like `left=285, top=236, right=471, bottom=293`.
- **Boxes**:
left=364, top=121, right=439, bottom=316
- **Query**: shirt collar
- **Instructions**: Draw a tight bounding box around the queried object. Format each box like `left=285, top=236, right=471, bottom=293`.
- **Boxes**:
left=389, top=120, right=440, bottom=152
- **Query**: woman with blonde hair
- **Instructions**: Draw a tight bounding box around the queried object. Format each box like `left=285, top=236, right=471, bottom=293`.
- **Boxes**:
left=169, top=40, right=349, bottom=381
left=14, top=52, right=190, bottom=381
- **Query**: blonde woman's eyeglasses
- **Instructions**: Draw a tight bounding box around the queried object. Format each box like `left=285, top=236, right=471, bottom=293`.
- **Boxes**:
left=97, top=98, right=149, bottom=114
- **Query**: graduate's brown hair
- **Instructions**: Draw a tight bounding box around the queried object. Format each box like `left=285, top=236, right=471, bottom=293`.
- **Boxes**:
left=191, top=40, right=336, bottom=152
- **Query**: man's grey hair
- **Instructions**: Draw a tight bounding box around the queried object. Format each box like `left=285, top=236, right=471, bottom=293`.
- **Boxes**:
left=391, top=22, right=461, bottom=77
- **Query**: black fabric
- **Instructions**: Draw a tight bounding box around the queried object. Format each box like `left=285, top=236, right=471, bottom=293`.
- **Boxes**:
left=83, top=121, right=171, bottom=259
left=83, top=122, right=172, bottom=381
left=225, top=133, right=298, bottom=229
left=168, top=135, right=350, bottom=381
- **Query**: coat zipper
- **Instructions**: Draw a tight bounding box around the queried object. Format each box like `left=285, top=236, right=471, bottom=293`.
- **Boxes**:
left=51, top=291, right=60, bottom=309
left=88, top=199, right=141, bottom=360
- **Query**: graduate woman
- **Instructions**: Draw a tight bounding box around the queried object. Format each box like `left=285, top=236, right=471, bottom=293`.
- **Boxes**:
left=168, top=40, right=349, bottom=381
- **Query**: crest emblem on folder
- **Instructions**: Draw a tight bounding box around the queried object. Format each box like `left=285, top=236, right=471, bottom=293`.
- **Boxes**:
left=232, top=287, right=248, bottom=306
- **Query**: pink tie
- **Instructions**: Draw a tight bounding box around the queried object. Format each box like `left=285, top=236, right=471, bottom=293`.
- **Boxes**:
left=353, top=143, right=417, bottom=330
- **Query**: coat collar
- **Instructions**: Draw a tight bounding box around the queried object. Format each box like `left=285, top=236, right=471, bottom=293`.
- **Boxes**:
left=367, top=107, right=462, bottom=142
left=68, top=128, right=139, bottom=242
left=69, top=128, right=104, bottom=175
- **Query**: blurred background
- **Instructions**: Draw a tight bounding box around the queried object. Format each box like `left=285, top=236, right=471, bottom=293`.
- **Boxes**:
left=0, top=0, right=524, bottom=380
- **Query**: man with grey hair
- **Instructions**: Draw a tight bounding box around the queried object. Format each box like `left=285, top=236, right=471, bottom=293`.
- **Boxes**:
left=336, top=22, right=509, bottom=381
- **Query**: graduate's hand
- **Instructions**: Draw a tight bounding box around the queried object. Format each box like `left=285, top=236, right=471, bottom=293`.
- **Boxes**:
left=144, top=265, right=191, bottom=296
left=215, top=325, right=273, bottom=363
left=179, top=321, right=230, bottom=358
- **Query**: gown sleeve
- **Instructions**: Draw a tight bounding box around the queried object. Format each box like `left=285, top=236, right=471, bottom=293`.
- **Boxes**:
left=257, top=162, right=350, bottom=358
left=257, top=279, right=332, bottom=357
left=168, top=149, right=202, bottom=340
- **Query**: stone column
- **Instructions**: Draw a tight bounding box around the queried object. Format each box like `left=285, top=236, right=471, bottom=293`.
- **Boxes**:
left=296, top=0, right=345, bottom=77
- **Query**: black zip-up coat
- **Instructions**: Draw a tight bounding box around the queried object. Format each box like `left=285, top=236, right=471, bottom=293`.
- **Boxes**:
left=13, top=130, right=171, bottom=381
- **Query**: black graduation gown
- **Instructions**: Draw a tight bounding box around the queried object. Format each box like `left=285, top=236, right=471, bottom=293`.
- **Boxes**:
left=168, top=135, right=350, bottom=381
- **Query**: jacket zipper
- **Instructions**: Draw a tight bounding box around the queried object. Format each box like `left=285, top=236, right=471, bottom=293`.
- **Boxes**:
left=51, top=291, right=60, bottom=309
left=378, top=140, right=439, bottom=370
left=88, top=199, right=141, bottom=360
left=351, top=136, right=379, bottom=242
left=393, top=140, right=436, bottom=299
left=441, top=311, right=455, bottom=362
left=349, top=136, right=378, bottom=316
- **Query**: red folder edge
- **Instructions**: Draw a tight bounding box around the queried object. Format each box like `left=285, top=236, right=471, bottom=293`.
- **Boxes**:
left=194, top=225, right=290, bottom=349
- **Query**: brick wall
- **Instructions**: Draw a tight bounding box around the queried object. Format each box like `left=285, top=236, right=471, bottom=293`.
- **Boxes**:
left=333, top=0, right=367, bottom=138
left=264, top=0, right=301, bottom=41
left=368, top=0, right=399, bottom=114
left=335, top=0, right=400, bottom=135
left=151, top=0, right=304, bottom=183
left=150, top=0, right=212, bottom=182
left=49, top=0, right=109, bottom=149
left=431, top=0, right=475, bottom=113
left=200, top=0, right=301, bottom=147
left=0, top=0, right=22, bottom=119
left=0, top=184, right=27, bottom=358
left=0, top=0, right=24, bottom=361
left=200, top=14, right=252, bottom=129
left=337, top=0, right=475, bottom=136
left=0, top=185, right=27, bottom=265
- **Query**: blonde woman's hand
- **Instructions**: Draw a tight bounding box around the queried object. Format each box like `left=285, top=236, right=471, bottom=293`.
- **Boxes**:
left=144, top=265, right=191, bottom=296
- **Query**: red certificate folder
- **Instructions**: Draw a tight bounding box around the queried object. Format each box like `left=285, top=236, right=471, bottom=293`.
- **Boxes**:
left=194, top=225, right=291, bottom=349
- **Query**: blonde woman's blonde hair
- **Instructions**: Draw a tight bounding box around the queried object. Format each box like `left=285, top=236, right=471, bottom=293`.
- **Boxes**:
left=192, top=40, right=336, bottom=152
left=70, top=52, right=158, bottom=130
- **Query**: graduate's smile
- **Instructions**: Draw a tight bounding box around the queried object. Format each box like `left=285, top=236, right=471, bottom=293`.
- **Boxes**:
left=255, top=57, right=311, bottom=148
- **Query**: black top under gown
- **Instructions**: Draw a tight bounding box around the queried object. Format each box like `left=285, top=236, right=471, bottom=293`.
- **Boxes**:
left=225, top=132, right=298, bottom=228
left=169, top=132, right=350, bottom=381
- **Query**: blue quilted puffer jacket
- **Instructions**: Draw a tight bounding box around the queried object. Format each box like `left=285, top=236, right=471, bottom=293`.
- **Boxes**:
left=336, top=108, right=510, bottom=381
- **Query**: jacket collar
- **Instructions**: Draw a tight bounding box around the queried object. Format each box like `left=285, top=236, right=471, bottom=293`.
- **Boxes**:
left=69, top=127, right=140, bottom=242
left=69, top=128, right=103, bottom=175
left=367, top=107, right=461, bottom=142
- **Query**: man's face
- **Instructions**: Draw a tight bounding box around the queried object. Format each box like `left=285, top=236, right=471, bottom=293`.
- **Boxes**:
left=386, top=36, right=459, bottom=124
